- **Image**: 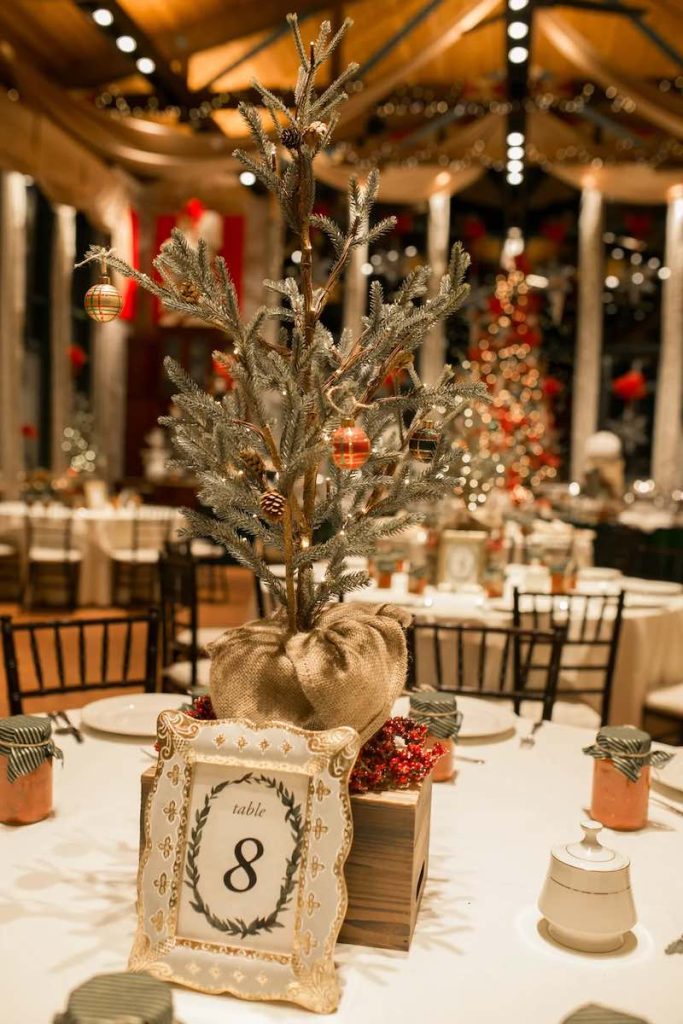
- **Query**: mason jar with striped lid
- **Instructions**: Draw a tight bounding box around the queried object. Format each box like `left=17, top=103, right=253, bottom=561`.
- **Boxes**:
left=409, top=691, right=462, bottom=783
left=0, top=714, right=63, bottom=825
left=584, top=725, right=674, bottom=831
left=53, top=972, right=174, bottom=1024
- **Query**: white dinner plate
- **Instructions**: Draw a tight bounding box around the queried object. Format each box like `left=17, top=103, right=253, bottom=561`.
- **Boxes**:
left=654, top=756, right=683, bottom=796
left=453, top=695, right=518, bottom=738
left=81, top=693, right=186, bottom=737
left=393, top=693, right=517, bottom=739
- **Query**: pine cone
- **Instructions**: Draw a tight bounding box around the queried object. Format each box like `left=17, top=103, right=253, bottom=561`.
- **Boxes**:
left=240, top=448, right=265, bottom=480
left=259, top=489, right=286, bottom=521
left=178, top=280, right=202, bottom=303
left=302, top=120, right=327, bottom=153
left=281, top=126, right=301, bottom=151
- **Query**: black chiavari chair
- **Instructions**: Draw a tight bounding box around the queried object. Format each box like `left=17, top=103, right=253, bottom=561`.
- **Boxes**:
left=1, top=609, right=159, bottom=716
left=512, top=588, right=625, bottom=726
left=406, top=620, right=565, bottom=722
left=159, top=550, right=213, bottom=694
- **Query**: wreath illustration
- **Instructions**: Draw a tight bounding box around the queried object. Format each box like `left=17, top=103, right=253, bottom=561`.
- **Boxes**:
left=185, top=772, right=304, bottom=938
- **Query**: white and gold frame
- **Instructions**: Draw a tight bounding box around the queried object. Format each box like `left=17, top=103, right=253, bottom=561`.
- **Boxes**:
left=130, top=710, right=360, bottom=1014
left=437, top=529, right=488, bottom=588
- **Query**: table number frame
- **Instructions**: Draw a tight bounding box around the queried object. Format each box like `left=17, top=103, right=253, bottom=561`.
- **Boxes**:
left=130, top=710, right=360, bottom=1013
left=437, top=529, right=488, bottom=588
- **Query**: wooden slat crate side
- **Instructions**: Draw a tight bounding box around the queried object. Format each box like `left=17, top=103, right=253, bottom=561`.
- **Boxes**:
left=340, top=778, right=431, bottom=951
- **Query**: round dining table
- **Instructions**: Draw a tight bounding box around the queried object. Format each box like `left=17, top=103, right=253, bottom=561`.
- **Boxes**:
left=2, top=709, right=681, bottom=1023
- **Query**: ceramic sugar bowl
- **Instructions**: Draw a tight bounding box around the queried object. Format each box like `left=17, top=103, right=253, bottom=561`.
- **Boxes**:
left=538, top=819, right=636, bottom=953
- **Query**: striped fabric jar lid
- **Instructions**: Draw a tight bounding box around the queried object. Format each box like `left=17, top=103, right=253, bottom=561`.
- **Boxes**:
left=0, top=715, right=63, bottom=784
left=583, top=725, right=674, bottom=783
left=53, top=972, right=174, bottom=1024
left=409, top=691, right=463, bottom=740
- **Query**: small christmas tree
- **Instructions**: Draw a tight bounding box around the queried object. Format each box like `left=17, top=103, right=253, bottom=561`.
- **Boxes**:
left=455, top=263, right=561, bottom=512
left=78, top=16, right=485, bottom=634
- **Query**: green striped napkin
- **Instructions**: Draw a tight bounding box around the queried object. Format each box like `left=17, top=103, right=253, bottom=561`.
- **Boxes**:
left=53, top=972, right=173, bottom=1024
left=562, top=1004, right=651, bottom=1023
left=0, top=715, right=63, bottom=783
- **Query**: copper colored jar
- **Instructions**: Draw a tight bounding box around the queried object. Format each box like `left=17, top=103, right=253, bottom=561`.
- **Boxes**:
left=426, top=734, right=455, bottom=782
left=591, top=758, right=650, bottom=831
left=584, top=725, right=673, bottom=833
left=0, top=755, right=53, bottom=825
left=0, top=715, right=61, bottom=825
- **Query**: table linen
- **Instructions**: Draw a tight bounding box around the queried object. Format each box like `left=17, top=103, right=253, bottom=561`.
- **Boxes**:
left=2, top=713, right=681, bottom=1024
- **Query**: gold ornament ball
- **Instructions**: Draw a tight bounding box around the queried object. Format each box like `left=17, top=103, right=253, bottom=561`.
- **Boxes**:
left=259, top=489, right=286, bottom=521
left=84, top=275, right=123, bottom=323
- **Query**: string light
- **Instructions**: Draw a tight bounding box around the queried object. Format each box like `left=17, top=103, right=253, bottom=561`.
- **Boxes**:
left=239, top=170, right=256, bottom=186
left=136, top=57, right=156, bottom=74
left=116, top=35, right=137, bottom=53
left=508, top=46, right=528, bottom=64
left=92, top=8, right=114, bottom=26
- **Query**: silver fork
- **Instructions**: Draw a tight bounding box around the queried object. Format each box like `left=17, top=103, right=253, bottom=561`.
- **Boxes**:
left=520, top=720, right=543, bottom=748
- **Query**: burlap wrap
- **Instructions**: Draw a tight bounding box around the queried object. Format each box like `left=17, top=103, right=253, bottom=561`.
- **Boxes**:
left=207, top=603, right=412, bottom=743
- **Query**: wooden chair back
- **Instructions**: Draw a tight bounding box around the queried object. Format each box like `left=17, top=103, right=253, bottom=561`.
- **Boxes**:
left=1, top=609, right=159, bottom=716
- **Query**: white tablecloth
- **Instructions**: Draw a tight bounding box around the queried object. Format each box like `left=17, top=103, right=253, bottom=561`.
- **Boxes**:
left=2, top=713, right=681, bottom=1023
left=0, top=503, right=184, bottom=605
left=348, top=585, right=683, bottom=726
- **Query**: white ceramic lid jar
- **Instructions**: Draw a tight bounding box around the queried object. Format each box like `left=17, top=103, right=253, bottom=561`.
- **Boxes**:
left=538, top=819, right=637, bottom=953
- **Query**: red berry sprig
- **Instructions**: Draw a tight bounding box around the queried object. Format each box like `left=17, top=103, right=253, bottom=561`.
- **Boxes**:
left=349, top=716, right=444, bottom=794
left=185, top=694, right=217, bottom=721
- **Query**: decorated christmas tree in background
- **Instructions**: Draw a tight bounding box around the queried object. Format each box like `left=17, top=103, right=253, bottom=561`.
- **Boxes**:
left=453, top=260, right=562, bottom=513
left=78, top=15, right=486, bottom=634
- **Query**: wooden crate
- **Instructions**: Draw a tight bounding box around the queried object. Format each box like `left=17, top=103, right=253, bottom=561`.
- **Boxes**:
left=140, top=768, right=431, bottom=952
left=340, top=776, right=432, bottom=951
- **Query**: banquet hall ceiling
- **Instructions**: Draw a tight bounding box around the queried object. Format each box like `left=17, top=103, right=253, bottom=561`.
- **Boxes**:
left=0, top=0, right=681, bottom=183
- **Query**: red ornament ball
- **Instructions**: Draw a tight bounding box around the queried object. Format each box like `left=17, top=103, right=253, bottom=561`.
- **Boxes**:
left=84, top=275, right=123, bottom=323
left=331, top=419, right=371, bottom=470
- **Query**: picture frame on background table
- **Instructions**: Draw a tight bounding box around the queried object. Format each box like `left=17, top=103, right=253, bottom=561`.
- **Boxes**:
left=437, top=530, right=488, bottom=589
left=131, top=710, right=360, bottom=1013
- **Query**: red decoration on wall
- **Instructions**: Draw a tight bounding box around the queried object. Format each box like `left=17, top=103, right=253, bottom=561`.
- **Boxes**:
left=623, top=212, right=652, bottom=240
left=540, top=220, right=568, bottom=245
left=21, top=423, right=38, bottom=439
left=120, top=207, right=139, bottom=322
left=68, top=344, right=87, bottom=372
left=612, top=369, right=646, bottom=402
left=541, top=375, right=563, bottom=399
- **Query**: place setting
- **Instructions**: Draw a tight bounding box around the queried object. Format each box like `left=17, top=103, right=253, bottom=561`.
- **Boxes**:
left=1, top=4, right=682, bottom=1023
